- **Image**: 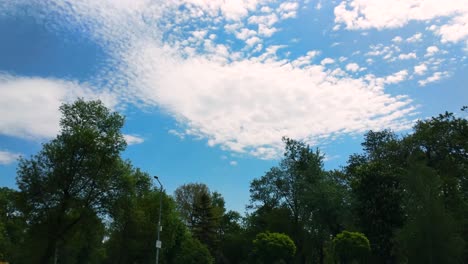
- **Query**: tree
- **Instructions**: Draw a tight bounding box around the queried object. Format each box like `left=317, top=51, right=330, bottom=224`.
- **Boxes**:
left=251, top=232, right=296, bottom=264
left=103, top=164, right=196, bottom=264
left=403, top=110, right=468, bottom=262
left=174, top=183, right=212, bottom=228
left=16, top=99, right=127, bottom=263
left=396, top=159, right=465, bottom=263
left=173, top=234, right=214, bottom=264
left=345, top=131, right=405, bottom=263
left=332, top=231, right=370, bottom=264
left=192, top=191, right=218, bottom=252
left=249, top=137, right=345, bottom=263
left=174, top=183, right=226, bottom=261
left=0, top=187, right=25, bottom=263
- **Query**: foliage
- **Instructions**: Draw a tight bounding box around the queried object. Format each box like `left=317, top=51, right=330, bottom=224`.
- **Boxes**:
left=173, top=235, right=214, bottom=264
left=0, top=188, right=25, bottom=262
left=346, top=131, right=405, bottom=263
left=249, top=137, right=347, bottom=263
left=15, top=99, right=126, bottom=263
left=332, top=231, right=370, bottom=264
left=396, top=160, right=465, bottom=263
left=3, top=100, right=468, bottom=264
left=252, top=232, right=296, bottom=264
left=173, top=183, right=225, bottom=261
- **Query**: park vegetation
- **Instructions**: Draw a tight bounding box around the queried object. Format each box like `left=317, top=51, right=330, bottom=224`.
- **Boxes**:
left=0, top=99, right=467, bottom=263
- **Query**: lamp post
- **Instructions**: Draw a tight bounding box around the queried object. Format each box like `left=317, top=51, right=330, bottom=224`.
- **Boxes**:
left=153, top=176, right=163, bottom=264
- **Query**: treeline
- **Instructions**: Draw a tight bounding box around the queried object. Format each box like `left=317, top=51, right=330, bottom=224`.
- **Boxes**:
left=0, top=99, right=467, bottom=263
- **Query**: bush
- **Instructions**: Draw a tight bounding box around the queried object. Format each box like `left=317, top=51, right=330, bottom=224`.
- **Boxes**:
left=332, top=231, right=370, bottom=264
left=252, top=232, right=296, bottom=264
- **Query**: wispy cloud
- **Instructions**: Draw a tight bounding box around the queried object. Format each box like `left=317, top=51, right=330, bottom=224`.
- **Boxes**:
left=334, top=0, right=468, bottom=45
left=418, top=71, right=450, bottom=86
left=1, top=0, right=420, bottom=159
left=123, top=134, right=145, bottom=145
left=0, top=150, right=20, bottom=165
left=0, top=74, right=116, bottom=139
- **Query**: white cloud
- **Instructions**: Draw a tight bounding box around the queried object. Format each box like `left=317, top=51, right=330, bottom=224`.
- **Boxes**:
left=292, top=50, right=320, bottom=67
left=345, top=63, right=360, bottom=72
left=0, top=150, right=20, bottom=165
left=414, top=63, right=428, bottom=75
left=0, top=74, right=116, bottom=139
left=334, top=0, right=468, bottom=44
left=435, top=13, right=468, bottom=43
left=168, top=129, right=186, bottom=140
left=425, top=46, right=439, bottom=57
left=406, top=33, right=423, bottom=43
left=229, top=160, right=238, bottom=166
left=0, top=0, right=418, bottom=159
left=277, top=2, right=299, bottom=19
left=384, top=70, right=408, bottom=84
left=398, top=52, right=417, bottom=60
left=321, top=58, right=335, bottom=65
left=120, top=43, right=415, bottom=157
left=418, top=71, right=449, bottom=86
left=392, top=36, right=403, bottom=43
left=123, top=134, right=145, bottom=145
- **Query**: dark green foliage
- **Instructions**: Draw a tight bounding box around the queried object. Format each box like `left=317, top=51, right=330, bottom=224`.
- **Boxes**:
left=173, top=235, right=214, bottom=264
left=396, top=161, right=465, bottom=263
left=346, top=131, right=405, bottom=263
left=192, top=191, right=218, bottom=251
left=332, top=231, right=370, bottom=264
left=3, top=100, right=468, bottom=264
left=249, top=137, right=348, bottom=263
left=252, top=232, right=296, bottom=264
left=173, top=183, right=227, bottom=262
left=16, top=99, right=126, bottom=264
left=0, top=188, right=25, bottom=262
left=103, top=165, right=191, bottom=264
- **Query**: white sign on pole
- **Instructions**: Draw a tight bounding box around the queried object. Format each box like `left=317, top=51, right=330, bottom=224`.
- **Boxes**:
left=156, top=240, right=162, bottom=249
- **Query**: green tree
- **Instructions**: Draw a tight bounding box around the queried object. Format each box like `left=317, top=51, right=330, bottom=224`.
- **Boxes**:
left=16, top=99, right=127, bottom=264
left=174, top=183, right=210, bottom=227
left=345, top=131, right=405, bottom=263
left=250, top=137, right=346, bottom=263
left=332, top=231, right=370, bottom=264
left=397, top=160, right=465, bottom=263
left=251, top=232, right=296, bottom=264
left=104, top=165, right=191, bottom=264
left=408, top=111, right=468, bottom=259
left=174, top=183, right=224, bottom=259
left=192, top=191, right=218, bottom=253
left=173, top=234, right=214, bottom=264
left=0, top=187, right=26, bottom=262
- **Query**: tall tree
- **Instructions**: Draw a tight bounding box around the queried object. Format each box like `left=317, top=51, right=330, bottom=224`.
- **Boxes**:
left=249, top=137, right=345, bottom=263
left=345, top=130, right=405, bottom=263
left=0, top=187, right=25, bottom=263
left=174, top=183, right=211, bottom=228
left=16, top=99, right=127, bottom=264
left=174, top=183, right=224, bottom=260
left=397, top=159, right=465, bottom=263
left=401, top=111, right=468, bottom=262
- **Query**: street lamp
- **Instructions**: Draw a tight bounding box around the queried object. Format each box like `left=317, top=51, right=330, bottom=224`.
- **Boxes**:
left=153, top=176, right=163, bottom=264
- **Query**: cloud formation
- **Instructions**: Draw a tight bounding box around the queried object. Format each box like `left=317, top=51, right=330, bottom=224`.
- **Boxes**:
left=0, top=74, right=116, bottom=139
left=123, top=134, right=145, bottom=145
left=1, top=0, right=423, bottom=158
left=0, top=150, right=20, bottom=165
left=334, top=0, right=468, bottom=44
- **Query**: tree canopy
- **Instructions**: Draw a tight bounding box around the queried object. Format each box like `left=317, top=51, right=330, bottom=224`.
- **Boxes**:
left=1, top=101, right=467, bottom=264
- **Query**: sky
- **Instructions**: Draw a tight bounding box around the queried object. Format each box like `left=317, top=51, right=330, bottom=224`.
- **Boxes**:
left=0, top=0, right=467, bottom=214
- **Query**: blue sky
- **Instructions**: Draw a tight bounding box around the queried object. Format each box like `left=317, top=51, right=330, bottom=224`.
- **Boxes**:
left=1, top=0, right=467, bottom=213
